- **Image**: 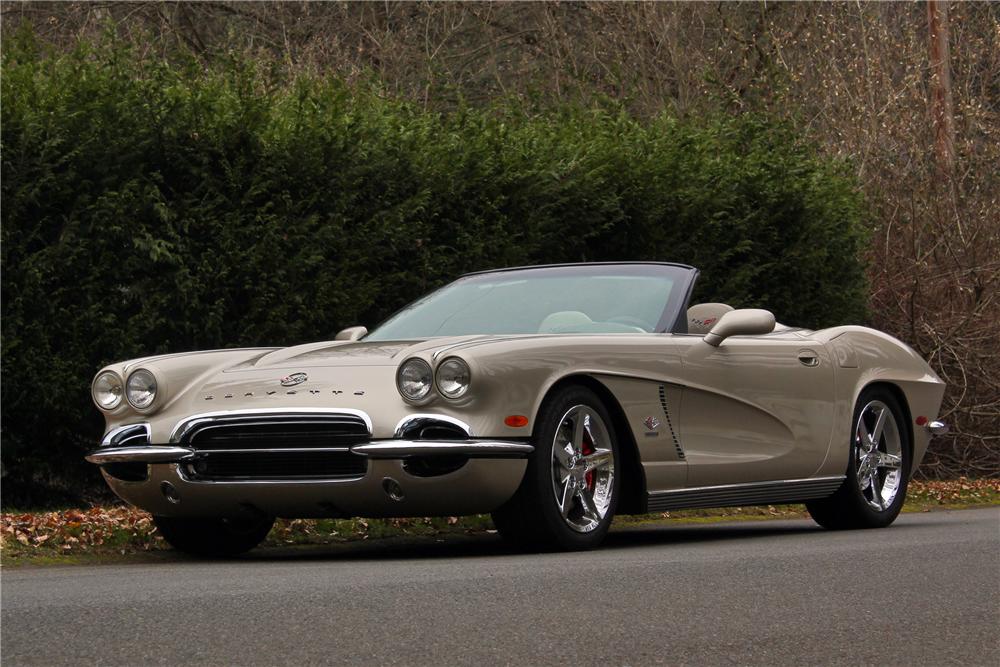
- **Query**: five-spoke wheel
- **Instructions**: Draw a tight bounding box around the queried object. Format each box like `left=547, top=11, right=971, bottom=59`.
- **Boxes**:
left=492, top=386, right=620, bottom=550
left=807, top=387, right=911, bottom=530
left=854, top=399, right=904, bottom=512
left=551, top=405, right=616, bottom=533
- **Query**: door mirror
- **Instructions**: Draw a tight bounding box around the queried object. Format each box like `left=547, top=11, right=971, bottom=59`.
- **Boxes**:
left=335, top=326, right=368, bottom=341
left=703, top=309, right=775, bottom=347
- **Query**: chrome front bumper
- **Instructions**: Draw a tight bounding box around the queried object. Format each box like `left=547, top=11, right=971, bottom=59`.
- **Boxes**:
left=87, top=441, right=531, bottom=519
left=85, top=440, right=534, bottom=465
left=88, top=410, right=533, bottom=518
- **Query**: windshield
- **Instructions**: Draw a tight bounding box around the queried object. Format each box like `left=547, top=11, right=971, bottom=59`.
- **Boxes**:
left=366, top=264, right=694, bottom=340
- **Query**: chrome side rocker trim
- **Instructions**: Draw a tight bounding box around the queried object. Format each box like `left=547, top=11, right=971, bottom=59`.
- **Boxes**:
left=646, top=476, right=846, bottom=512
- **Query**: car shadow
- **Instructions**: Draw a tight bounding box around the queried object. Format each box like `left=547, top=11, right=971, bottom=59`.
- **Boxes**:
left=235, top=516, right=847, bottom=564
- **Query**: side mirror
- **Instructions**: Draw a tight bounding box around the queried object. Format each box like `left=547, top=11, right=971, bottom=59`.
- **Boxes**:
left=335, top=326, right=368, bottom=342
left=703, top=309, right=775, bottom=347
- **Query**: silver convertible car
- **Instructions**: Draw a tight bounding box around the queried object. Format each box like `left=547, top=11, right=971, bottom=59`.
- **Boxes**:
left=87, top=262, right=948, bottom=556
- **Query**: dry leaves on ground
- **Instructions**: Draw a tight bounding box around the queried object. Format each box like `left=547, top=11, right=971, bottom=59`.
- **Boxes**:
left=2, top=479, right=996, bottom=558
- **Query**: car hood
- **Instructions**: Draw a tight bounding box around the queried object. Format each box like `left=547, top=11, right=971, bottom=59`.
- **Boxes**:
left=221, top=335, right=537, bottom=371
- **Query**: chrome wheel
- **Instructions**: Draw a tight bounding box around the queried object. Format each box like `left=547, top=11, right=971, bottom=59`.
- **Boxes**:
left=550, top=405, right=615, bottom=533
left=854, top=400, right=904, bottom=511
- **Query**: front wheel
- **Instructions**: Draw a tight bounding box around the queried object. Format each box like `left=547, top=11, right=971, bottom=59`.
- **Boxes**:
left=154, top=515, right=274, bottom=557
left=807, top=388, right=911, bottom=530
left=492, top=386, right=620, bottom=551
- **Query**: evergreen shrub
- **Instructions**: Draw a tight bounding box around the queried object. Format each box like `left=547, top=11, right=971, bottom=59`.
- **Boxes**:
left=1, top=32, right=868, bottom=503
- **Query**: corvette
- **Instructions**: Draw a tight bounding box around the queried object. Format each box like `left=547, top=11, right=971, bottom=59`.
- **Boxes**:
left=87, top=262, right=948, bottom=556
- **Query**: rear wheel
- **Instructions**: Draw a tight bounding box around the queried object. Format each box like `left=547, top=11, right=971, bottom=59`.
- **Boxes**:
left=807, top=388, right=910, bottom=529
left=154, top=515, right=274, bottom=557
left=492, top=386, right=620, bottom=551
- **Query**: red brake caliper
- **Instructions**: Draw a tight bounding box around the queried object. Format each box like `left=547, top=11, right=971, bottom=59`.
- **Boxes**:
left=582, top=431, right=594, bottom=490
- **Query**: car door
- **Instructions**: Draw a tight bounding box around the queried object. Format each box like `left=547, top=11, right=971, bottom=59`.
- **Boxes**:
left=669, top=331, right=836, bottom=487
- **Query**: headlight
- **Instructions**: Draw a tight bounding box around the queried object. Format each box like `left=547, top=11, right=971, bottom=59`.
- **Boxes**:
left=93, top=371, right=123, bottom=410
left=397, top=358, right=433, bottom=401
left=436, top=357, right=471, bottom=399
left=126, top=369, right=158, bottom=410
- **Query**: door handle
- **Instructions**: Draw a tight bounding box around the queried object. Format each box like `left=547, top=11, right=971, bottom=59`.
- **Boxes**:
left=797, top=350, right=820, bottom=367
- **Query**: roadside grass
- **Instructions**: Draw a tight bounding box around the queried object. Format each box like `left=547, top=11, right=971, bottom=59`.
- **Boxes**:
left=2, top=479, right=996, bottom=567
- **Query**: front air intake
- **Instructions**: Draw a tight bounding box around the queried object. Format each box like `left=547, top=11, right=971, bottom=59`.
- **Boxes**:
left=174, top=411, right=371, bottom=481
left=177, top=412, right=370, bottom=450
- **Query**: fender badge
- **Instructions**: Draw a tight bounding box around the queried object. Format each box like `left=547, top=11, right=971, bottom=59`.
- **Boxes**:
left=280, top=372, right=308, bottom=387
left=643, top=416, right=661, bottom=431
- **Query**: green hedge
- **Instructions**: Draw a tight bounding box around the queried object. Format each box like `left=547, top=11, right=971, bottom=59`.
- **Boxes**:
left=1, top=32, right=868, bottom=505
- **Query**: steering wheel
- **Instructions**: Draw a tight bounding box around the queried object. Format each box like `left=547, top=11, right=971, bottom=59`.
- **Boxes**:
left=606, top=316, right=655, bottom=332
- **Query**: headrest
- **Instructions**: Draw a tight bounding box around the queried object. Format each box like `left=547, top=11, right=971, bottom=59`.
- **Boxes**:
left=687, top=303, right=734, bottom=335
left=538, top=311, right=593, bottom=333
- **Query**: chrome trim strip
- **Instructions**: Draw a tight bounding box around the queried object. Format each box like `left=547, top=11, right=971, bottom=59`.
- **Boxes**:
left=352, top=440, right=533, bottom=458
left=169, top=408, right=373, bottom=443
left=646, top=475, right=846, bottom=512
left=172, top=463, right=364, bottom=485
left=100, top=423, right=152, bottom=448
left=189, top=447, right=354, bottom=455
left=86, top=446, right=195, bottom=464
left=87, top=445, right=361, bottom=464
left=393, top=414, right=474, bottom=438
left=649, top=476, right=846, bottom=497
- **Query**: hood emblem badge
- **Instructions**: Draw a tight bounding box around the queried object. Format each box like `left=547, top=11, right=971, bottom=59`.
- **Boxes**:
left=280, top=372, right=308, bottom=387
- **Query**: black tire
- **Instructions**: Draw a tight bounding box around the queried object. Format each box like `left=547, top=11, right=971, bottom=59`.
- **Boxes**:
left=153, top=515, right=275, bottom=557
left=492, top=385, right=621, bottom=551
left=807, top=387, right=911, bottom=530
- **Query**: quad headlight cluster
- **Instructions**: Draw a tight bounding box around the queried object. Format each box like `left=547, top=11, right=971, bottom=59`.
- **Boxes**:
left=396, top=357, right=470, bottom=402
left=93, top=368, right=158, bottom=412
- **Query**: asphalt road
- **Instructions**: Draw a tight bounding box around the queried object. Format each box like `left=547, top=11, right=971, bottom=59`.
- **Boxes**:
left=3, top=508, right=998, bottom=666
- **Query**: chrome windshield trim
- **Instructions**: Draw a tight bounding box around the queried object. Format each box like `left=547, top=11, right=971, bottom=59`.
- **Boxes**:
left=169, top=408, right=373, bottom=443
left=86, top=446, right=194, bottom=465
left=352, top=440, right=533, bottom=458
left=394, top=414, right=474, bottom=438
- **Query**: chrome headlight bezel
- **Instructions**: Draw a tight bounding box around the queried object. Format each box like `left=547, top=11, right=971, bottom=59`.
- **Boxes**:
left=396, top=358, right=433, bottom=402
left=92, top=371, right=124, bottom=411
left=125, top=368, right=159, bottom=411
left=435, top=357, right=471, bottom=400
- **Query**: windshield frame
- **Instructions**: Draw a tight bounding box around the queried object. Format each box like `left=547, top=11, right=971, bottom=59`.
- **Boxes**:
left=366, top=262, right=699, bottom=340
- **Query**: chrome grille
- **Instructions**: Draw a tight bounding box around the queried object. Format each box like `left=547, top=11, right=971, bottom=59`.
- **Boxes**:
left=175, top=411, right=370, bottom=450
left=173, top=410, right=371, bottom=481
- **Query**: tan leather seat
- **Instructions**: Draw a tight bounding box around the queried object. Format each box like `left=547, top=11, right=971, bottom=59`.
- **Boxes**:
left=687, top=303, right=734, bottom=334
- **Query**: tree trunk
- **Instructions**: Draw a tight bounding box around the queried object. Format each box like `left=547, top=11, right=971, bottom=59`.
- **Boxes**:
left=926, top=0, right=955, bottom=177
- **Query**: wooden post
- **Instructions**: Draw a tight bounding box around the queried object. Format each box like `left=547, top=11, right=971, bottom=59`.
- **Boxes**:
left=926, top=1, right=955, bottom=176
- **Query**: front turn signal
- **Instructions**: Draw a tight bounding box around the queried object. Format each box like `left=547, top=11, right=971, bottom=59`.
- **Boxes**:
left=504, top=415, right=529, bottom=428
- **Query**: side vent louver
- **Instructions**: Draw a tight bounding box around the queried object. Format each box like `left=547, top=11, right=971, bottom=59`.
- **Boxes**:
left=658, top=385, right=685, bottom=460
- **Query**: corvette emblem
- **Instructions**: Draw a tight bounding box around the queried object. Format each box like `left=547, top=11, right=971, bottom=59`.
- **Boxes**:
left=643, top=416, right=661, bottom=431
left=280, top=372, right=308, bottom=387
